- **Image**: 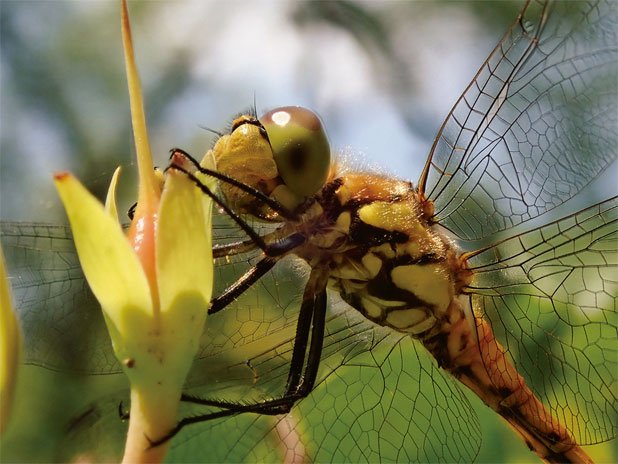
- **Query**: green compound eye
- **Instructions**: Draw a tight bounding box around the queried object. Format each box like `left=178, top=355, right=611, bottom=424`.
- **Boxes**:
left=260, top=106, right=331, bottom=197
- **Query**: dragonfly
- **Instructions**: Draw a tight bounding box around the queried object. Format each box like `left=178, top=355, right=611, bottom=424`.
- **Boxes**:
left=1, top=0, right=616, bottom=462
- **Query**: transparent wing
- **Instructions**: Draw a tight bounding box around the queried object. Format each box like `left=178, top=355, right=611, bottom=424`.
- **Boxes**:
left=0, top=212, right=294, bottom=375
left=466, top=196, right=618, bottom=444
left=0, top=222, right=120, bottom=374
left=2, top=216, right=483, bottom=461
left=59, top=294, right=482, bottom=463
left=420, top=0, right=618, bottom=240
left=181, top=300, right=482, bottom=463
left=287, top=332, right=481, bottom=463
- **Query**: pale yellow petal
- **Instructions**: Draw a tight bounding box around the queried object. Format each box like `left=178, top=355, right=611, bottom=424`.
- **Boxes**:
left=157, top=165, right=213, bottom=322
left=0, top=245, right=20, bottom=435
left=104, top=166, right=122, bottom=222
left=54, top=172, right=153, bottom=333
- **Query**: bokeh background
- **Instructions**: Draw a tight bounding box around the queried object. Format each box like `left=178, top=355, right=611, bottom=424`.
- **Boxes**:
left=1, top=0, right=528, bottom=222
left=1, top=1, right=616, bottom=463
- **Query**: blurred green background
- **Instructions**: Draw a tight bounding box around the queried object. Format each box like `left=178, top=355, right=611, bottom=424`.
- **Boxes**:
left=1, top=1, right=616, bottom=463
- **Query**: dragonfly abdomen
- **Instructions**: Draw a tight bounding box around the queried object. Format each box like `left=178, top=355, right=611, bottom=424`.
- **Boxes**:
left=422, top=298, right=593, bottom=464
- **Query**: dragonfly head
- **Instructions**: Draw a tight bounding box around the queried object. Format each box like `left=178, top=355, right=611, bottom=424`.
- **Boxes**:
left=210, top=106, right=331, bottom=220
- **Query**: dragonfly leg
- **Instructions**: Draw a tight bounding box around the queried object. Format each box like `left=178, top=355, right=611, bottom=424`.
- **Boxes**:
left=213, top=238, right=259, bottom=258
left=212, top=231, right=299, bottom=258
left=283, top=270, right=328, bottom=396
left=210, top=233, right=307, bottom=315
left=209, top=256, right=277, bottom=314
left=149, top=270, right=329, bottom=447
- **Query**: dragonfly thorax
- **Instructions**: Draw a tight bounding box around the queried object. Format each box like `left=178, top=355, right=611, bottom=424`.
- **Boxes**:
left=295, top=171, right=470, bottom=338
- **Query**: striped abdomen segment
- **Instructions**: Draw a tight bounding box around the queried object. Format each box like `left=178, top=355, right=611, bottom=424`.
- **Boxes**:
left=423, top=298, right=592, bottom=464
